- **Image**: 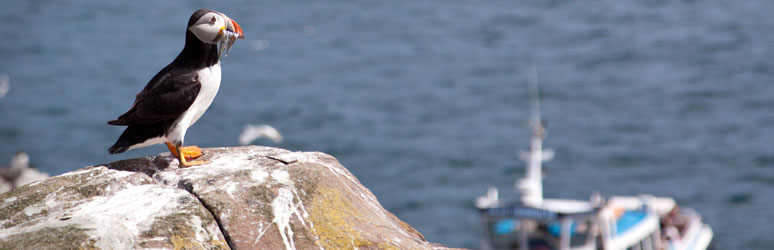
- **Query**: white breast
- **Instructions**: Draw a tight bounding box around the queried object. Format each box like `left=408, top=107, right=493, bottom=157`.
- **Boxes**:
left=167, top=63, right=222, bottom=144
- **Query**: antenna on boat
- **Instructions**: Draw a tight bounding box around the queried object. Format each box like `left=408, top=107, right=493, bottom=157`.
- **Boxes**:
left=516, top=66, right=554, bottom=207
left=528, top=67, right=542, bottom=137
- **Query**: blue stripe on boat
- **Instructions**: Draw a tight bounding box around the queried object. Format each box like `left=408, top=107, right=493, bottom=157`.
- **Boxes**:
left=616, top=211, right=648, bottom=234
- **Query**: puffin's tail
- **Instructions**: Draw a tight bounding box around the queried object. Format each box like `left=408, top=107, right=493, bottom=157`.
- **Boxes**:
left=108, top=143, right=130, bottom=154
left=107, top=119, right=128, bottom=126
left=108, top=124, right=167, bottom=154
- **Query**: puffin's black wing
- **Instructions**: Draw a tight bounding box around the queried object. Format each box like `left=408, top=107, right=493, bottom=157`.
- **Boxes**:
left=108, top=67, right=202, bottom=126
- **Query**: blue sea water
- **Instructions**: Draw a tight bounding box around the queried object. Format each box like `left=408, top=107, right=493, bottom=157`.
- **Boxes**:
left=1, top=1, right=773, bottom=249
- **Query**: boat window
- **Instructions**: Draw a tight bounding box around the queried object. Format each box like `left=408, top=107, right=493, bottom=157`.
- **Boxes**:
left=486, top=219, right=560, bottom=250
left=547, top=218, right=593, bottom=247
left=485, top=217, right=596, bottom=250
left=570, top=219, right=592, bottom=247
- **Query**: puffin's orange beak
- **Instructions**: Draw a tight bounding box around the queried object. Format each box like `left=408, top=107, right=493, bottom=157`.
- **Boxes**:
left=229, top=18, right=244, bottom=39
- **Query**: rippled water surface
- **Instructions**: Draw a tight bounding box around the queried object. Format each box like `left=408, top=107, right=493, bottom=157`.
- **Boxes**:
left=1, top=1, right=773, bottom=249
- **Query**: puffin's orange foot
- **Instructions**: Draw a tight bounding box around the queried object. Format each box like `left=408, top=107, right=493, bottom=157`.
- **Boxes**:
left=179, top=159, right=211, bottom=168
left=180, top=146, right=203, bottom=160
left=166, top=142, right=204, bottom=160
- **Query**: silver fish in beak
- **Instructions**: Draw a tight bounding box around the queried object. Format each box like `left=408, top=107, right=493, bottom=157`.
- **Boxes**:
left=217, top=15, right=244, bottom=58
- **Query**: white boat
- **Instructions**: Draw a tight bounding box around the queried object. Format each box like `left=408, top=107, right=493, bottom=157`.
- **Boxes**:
left=475, top=78, right=713, bottom=250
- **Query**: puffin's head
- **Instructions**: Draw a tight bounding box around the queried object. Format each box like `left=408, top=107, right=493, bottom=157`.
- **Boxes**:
left=187, top=9, right=244, bottom=56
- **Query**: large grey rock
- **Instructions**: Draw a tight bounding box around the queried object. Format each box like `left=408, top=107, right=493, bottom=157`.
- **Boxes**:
left=0, top=165, right=227, bottom=249
left=0, top=146, right=457, bottom=250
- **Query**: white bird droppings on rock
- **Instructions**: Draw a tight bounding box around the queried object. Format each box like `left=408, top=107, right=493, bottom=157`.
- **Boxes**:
left=3, top=196, right=16, bottom=204
left=271, top=169, right=292, bottom=186
left=224, top=181, right=239, bottom=198
left=0, top=146, right=456, bottom=250
left=23, top=204, right=43, bottom=217
left=68, top=185, right=183, bottom=247
left=251, top=169, right=268, bottom=183
left=271, top=187, right=301, bottom=250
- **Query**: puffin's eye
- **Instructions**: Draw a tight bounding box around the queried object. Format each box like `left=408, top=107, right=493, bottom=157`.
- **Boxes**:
left=209, top=16, right=217, bottom=24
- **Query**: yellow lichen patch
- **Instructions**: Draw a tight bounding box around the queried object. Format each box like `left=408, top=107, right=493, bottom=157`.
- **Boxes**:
left=377, top=242, right=401, bottom=250
left=170, top=234, right=197, bottom=250
left=210, top=239, right=230, bottom=249
left=308, top=187, right=379, bottom=249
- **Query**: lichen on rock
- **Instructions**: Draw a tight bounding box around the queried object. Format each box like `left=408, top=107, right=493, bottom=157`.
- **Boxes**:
left=0, top=146, right=459, bottom=250
left=0, top=166, right=227, bottom=249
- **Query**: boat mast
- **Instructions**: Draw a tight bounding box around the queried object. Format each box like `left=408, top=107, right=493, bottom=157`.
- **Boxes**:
left=516, top=67, right=552, bottom=206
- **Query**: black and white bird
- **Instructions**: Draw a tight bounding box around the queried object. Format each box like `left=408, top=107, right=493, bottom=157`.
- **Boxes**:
left=108, top=9, right=244, bottom=167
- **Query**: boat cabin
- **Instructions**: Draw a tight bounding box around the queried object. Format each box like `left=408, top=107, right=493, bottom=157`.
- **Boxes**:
left=479, top=199, right=599, bottom=250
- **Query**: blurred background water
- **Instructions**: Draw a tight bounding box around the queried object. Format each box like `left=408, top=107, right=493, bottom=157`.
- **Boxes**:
left=1, top=1, right=773, bottom=249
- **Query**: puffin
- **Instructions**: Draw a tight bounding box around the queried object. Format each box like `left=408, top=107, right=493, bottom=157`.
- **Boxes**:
left=108, top=9, right=244, bottom=167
